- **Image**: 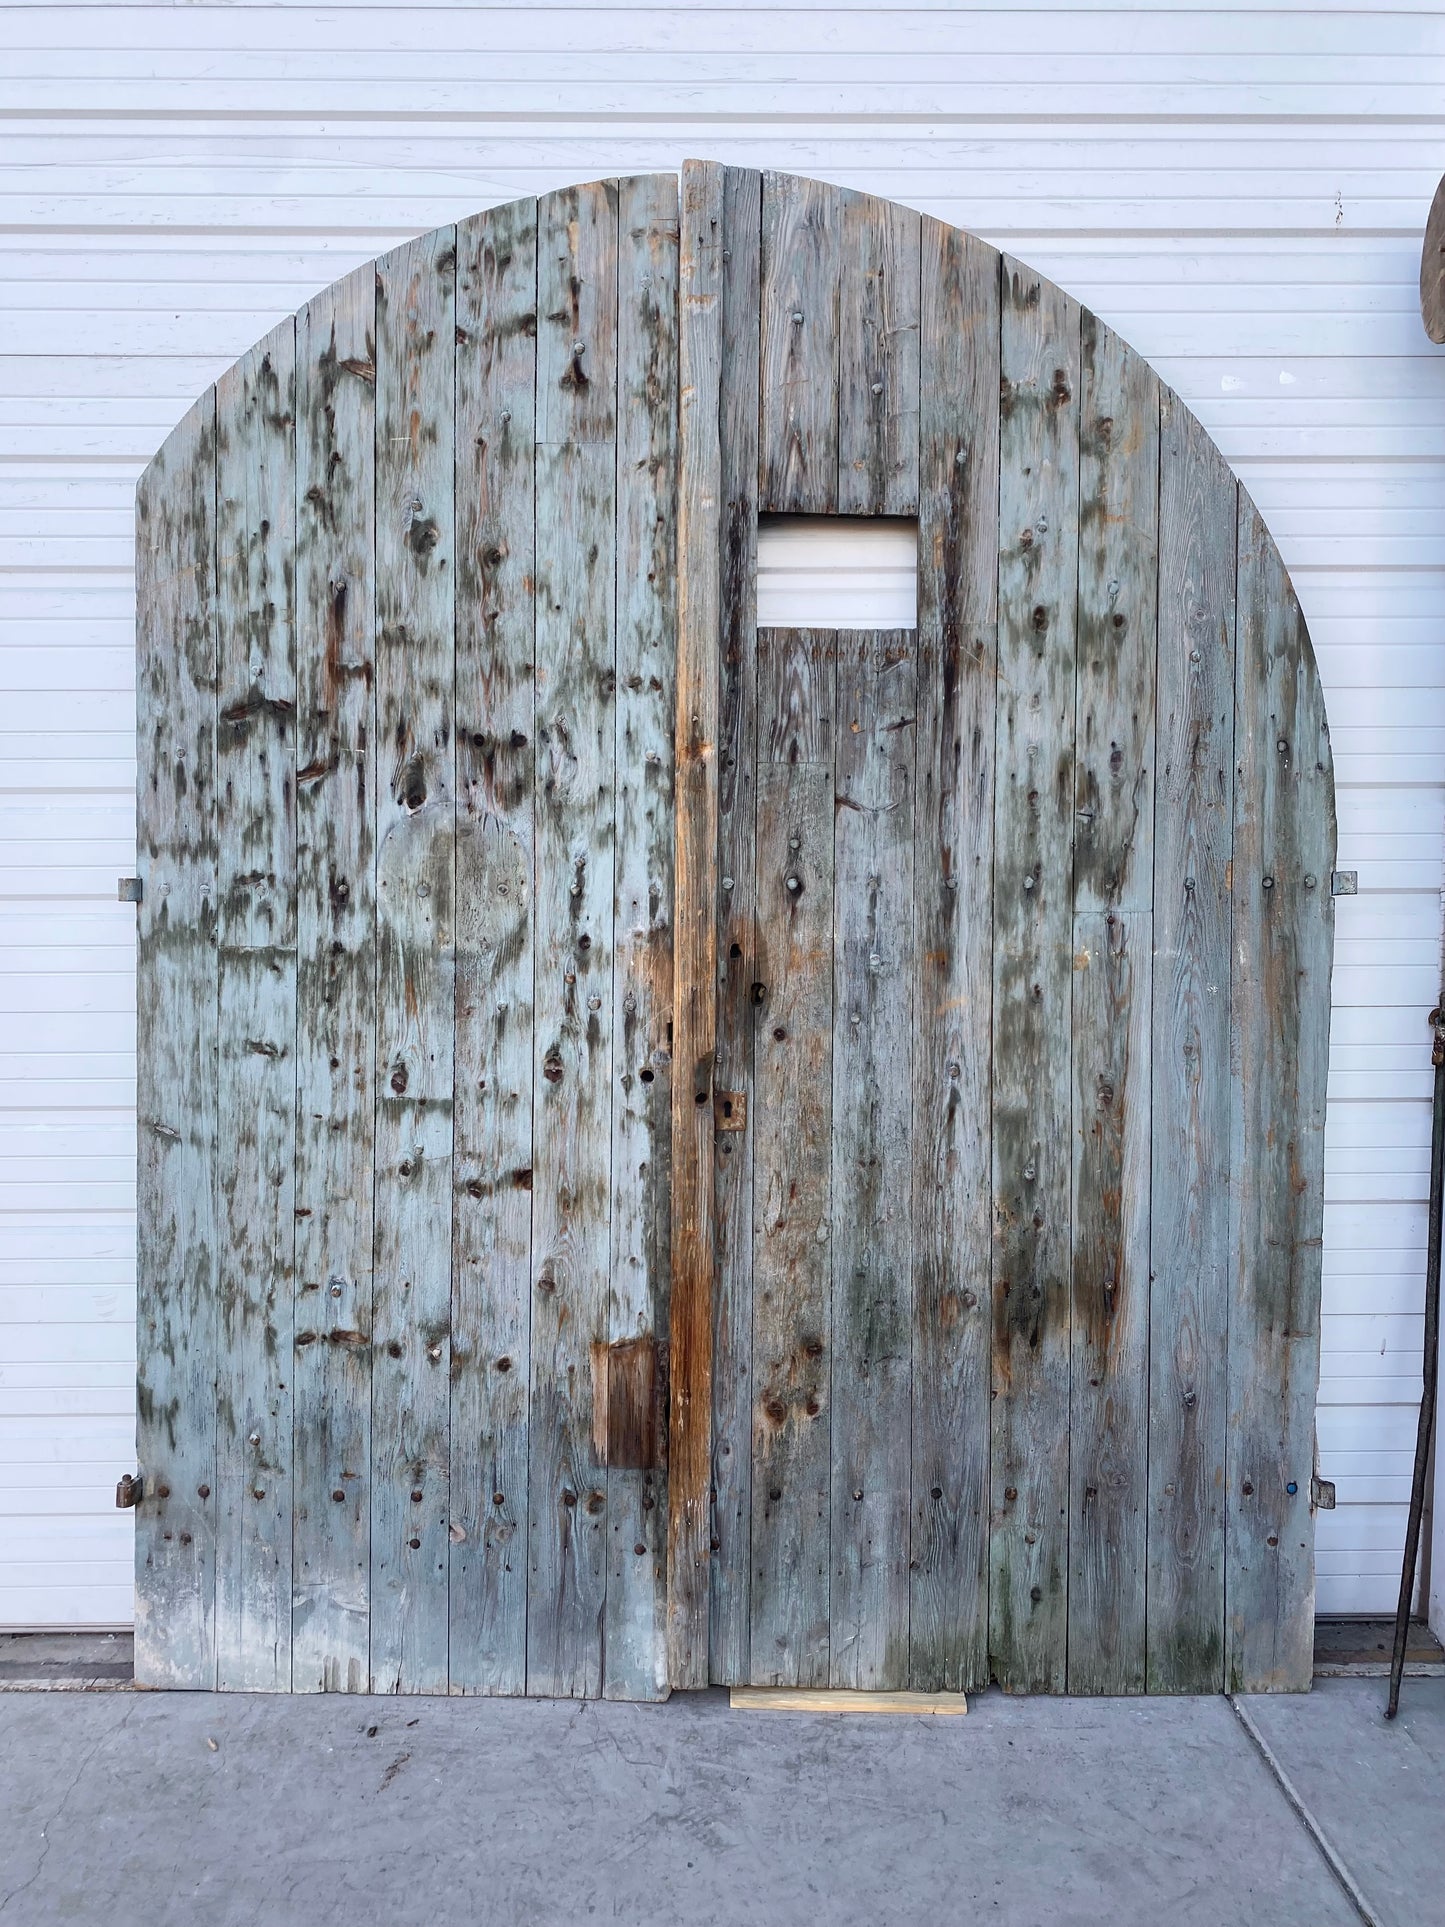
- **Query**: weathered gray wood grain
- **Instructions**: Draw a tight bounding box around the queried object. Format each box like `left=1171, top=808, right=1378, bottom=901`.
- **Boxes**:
left=990, top=254, right=1079, bottom=1695
left=838, top=191, right=920, bottom=516
left=1074, top=313, right=1159, bottom=915
left=709, top=163, right=762, bottom=1688
left=528, top=184, right=619, bottom=1695
left=526, top=436, right=616, bottom=1696
left=760, top=172, right=840, bottom=514
left=1146, top=392, right=1235, bottom=1695
left=1067, top=316, right=1157, bottom=1695
left=214, top=319, right=297, bottom=1692
left=292, top=264, right=376, bottom=1695
left=909, top=217, right=999, bottom=1694
left=750, top=628, right=834, bottom=1688
left=371, top=226, right=456, bottom=1694
left=1068, top=910, right=1151, bottom=1693
left=537, top=178, right=617, bottom=448
left=1226, top=495, right=1334, bottom=1693
left=451, top=197, right=537, bottom=1695
left=667, top=159, right=723, bottom=1691
left=604, top=172, right=678, bottom=1702
left=830, top=630, right=916, bottom=1689
left=135, top=391, right=220, bottom=1690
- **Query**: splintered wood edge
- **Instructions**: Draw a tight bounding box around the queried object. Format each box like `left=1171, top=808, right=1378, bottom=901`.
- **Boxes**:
left=730, top=1687, right=968, bottom=1716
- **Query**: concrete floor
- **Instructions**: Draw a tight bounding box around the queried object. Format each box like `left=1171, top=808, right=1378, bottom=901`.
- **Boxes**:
left=0, top=1676, right=1439, bottom=1926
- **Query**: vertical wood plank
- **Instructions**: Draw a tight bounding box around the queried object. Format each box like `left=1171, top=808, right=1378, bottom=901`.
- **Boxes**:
left=1068, top=910, right=1151, bottom=1693
left=750, top=628, right=834, bottom=1688
left=990, top=255, right=1079, bottom=1695
left=838, top=192, right=920, bottom=516
left=214, top=320, right=297, bottom=1692
left=293, top=267, right=376, bottom=1695
left=1146, top=393, right=1235, bottom=1695
left=1074, top=314, right=1159, bottom=916
left=760, top=172, right=840, bottom=514
left=667, top=160, right=723, bottom=1690
left=709, top=164, right=763, bottom=1687
left=135, top=393, right=220, bottom=1689
left=371, top=227, right=456, bottom=1694
left=830, top=630, right=916, bottom=1689
left=536, top=179, right=617, bottom=448
left=528, top=180, right=618, bottom=1697
left=1067, top=315, right=1157, bottom=1696
left=909, top=218, right=998, bottom=1694
left=1226, top=496, right=1334, bottom=1692
left=604, top=173, right=678, bottom=1703
left=451, top=198, right=537, bottom=1695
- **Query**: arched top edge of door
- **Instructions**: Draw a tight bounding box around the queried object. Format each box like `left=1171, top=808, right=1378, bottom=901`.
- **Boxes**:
left=134, top=160, right=1334, bottom=798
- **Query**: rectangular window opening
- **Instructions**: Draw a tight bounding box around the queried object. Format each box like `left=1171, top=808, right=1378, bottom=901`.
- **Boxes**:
left=756, top=515, right=918, bottom=630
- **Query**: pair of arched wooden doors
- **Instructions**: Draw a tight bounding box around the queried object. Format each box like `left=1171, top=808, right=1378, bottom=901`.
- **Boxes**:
left=135, top=163, right=1334, bottom=1699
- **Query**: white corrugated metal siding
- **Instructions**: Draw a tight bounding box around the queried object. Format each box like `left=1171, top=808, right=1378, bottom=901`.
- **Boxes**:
left=2, top=1, right=1441, bottom=1629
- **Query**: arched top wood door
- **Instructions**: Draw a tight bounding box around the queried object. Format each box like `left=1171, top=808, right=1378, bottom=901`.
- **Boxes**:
left=669, top=162, right=1335, bottom=1699
left=134, top=163, right=1333, bottom=1702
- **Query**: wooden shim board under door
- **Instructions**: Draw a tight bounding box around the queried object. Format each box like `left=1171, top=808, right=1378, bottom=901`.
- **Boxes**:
left=731, top=1687, right=967, bottom=1715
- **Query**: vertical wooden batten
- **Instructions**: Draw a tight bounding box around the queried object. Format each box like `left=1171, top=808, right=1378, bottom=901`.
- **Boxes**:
left=667, top=159, right=724, bottom=1690
left=527, top=181, right=619, bottom=1698
left=708, top=164, right=763, bottom=1687
left=830, top=627, right=917, bottom=1688
left=605, top=172, right=679, bottom=1702
left=293, top=263, right=377, bottom=1696
left=1226, top=495, right=1335, bottom=1693
left=371, top=226, right=457, bottom=1695
left=750, top=628, right=836, bottom=1687
left=1147, top=393, right=1236, bottom=1694
left=451, top=197, right=537, bottom=1695
left=838, top=191, right=920, bottom=518
left=214, top=319, right=299, bottom=1692
left=760, top=172, right=840, bottom=515
left=989, top=255, right=1081, bottom=1695
left=135, top=392, right=221, bottom=1690
left=909, top=217, right=999, bottom=1694
left=1066, top=314, right=1158, bottom=1695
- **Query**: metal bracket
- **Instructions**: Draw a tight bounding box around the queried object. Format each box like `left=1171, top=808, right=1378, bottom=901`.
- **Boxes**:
left=117, top=877, right=143, bottom=903
left=1310, top=1473, right=1336, bottom=1511
left=115, top=1473, right=143, bottom=1509
left=1330, top=870, right=1357, bottom=897
left=714, top=1089, right=747, bottom=1133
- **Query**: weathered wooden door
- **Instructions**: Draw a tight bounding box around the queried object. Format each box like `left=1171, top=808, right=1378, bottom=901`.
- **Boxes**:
left=136, top=177, right=679, bottom=1697
left=135, top=163, right=1334, bottom=1699
left=665, top=162, right=1335, bottom=1697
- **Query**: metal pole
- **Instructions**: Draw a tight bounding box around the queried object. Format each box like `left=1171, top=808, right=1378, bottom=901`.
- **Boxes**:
left=1386, top=1006, right=1445, bottom=1718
